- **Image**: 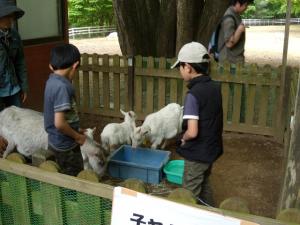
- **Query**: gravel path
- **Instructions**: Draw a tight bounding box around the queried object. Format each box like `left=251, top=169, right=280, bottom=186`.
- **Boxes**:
left=70, top=25, right=300, bottom=67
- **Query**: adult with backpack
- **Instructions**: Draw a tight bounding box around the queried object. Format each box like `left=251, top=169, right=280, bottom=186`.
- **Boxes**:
left=216, top=0, right=254, bottom=64
left=209, top=0, right=253, bottom=123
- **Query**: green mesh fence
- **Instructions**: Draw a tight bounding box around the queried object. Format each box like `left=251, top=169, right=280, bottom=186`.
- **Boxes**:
left=0, top=170, right=112, bottom=225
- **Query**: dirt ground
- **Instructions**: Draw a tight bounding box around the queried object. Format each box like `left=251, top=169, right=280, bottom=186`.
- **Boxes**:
left=211, top=132, right=284, bottom=218
left=80, top=114, right=285, bottom=219
left=70, top=25, right=300, bottom=67
left=75, top=26, right=297, bottom=219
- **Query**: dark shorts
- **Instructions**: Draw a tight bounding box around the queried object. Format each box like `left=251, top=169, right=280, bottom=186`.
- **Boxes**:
left=0, top=91, right=21, bottom=111
left=48, top=145, right=84, bottom=176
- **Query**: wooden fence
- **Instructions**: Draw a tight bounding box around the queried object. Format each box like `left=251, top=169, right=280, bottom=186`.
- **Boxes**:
left=75, top=53, right=299, bottom=141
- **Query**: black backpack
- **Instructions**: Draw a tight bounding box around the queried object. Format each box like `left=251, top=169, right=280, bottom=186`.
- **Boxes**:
left=208, top=15, right=237, bottom=62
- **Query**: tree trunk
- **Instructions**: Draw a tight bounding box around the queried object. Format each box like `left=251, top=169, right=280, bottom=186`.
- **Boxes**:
left=196, top=0, right=231, bottom=45
left=176, top=0, right=194, bottom=53
left=156, top=0, right=177, bottom=57
left=113, top=0, right=231, bottom=57
left=113, top=0, right=160, bottom=56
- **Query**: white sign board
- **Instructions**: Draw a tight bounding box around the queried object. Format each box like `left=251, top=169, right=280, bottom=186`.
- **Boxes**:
left=111, top=187, right=259, bottom=225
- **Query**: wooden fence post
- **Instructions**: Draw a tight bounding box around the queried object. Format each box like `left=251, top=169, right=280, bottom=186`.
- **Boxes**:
left=127, top=57, right=135, bottom=110
left=275, top=66, right=291, bottom=143
left=278, top=67, right=300, bottom=211
left=276, top=0, right=292, bottom=143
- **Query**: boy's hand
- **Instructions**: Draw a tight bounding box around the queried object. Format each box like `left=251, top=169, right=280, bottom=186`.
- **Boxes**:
left=78, top=128, right=86, bottom=134
left=180, top=139, right=186, bottom=146
left=21, top=92, right=27, bottom=103
left=75, top=134, right=86, bottom=146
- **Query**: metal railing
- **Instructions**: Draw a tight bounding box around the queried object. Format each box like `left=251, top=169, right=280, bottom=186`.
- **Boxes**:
left=68, top=18, right=300, bottom=39
left=68, top=26, right=116, bottom=39
left=243, top=18, right=300, bottom=26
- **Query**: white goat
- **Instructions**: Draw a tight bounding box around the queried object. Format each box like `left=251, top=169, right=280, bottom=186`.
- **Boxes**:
left=131, top=103, right=183, bottom=149
left=0, top=106, right=106, bottom=176
left=100, top=109, right=136, bottom=152
left=0, top=106, right=47, bottom=158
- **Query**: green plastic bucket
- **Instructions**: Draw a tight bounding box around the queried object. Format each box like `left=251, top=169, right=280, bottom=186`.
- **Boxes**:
left=163, top=160, right=184, bottom=185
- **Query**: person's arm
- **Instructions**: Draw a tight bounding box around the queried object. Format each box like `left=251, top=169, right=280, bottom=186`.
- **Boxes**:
left=180, top=93, right=199, bottom=146
left=225, top=23, right=245, bottom=48
left=181, top=119, right=198, bottom=146
left=54, top=112, right=86, bottom=145
left=13, top=30, right=28, bottom=102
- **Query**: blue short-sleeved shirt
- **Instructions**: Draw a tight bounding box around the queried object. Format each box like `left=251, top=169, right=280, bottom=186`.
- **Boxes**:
left=44, top=73, right=80, bottom=151
left=183, top=93, right=199, bottom=120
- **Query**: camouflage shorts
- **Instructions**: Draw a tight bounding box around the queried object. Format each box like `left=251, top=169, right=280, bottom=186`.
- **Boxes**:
left=49, top=145, right=84, bottom=176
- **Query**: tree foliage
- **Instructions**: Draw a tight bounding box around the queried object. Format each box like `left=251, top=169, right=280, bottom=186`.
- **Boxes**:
left=243, top=0, right=300, bottom=18
left=68, top=0, right=300, bottom=56
left=68, top=0, right=300, bottom=28
left=68, top=0, right=300, bottom=27
left=68, top=0, right=114, bottom=27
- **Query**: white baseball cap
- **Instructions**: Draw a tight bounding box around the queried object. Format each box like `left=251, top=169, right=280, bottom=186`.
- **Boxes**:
left=171, top=42, right=209, bottom=69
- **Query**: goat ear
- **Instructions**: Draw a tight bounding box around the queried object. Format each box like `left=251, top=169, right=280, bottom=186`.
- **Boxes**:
left=120, top=109, right=126, bottom=116
left=129, top=111, right=135, bottom=118
left=141, top=125, right=151, bottom=135
left=92, top=127, right=96, bottom=133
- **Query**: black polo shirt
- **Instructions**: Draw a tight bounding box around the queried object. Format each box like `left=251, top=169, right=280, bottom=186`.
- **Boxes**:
left=177, top=75, right=223, bottom=163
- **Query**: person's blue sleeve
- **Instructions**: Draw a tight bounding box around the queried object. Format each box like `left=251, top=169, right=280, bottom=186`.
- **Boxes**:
left=53, top=85, right=71, bottom=112
left=183, top=93, right=199, bottom=120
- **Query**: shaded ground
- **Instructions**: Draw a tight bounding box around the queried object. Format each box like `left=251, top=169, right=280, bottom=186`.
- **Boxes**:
left=163, top=132, right=284, bottom=219
left=212, top=132, right=284, bottom=218
left=80, top=114, right=285, bottom=219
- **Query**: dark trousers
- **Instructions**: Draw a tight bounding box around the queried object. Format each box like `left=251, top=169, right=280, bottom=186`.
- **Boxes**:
left=49, top=145, right=84, bottom=176
left=183, top=159, right=215, bottom=207
left=0, top=91, right=21, bottom=111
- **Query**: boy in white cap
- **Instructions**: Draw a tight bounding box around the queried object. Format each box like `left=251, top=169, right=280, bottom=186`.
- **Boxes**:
left=0, top=0, right=27, bottom=153
left=171, top=42, right=223, bottom=206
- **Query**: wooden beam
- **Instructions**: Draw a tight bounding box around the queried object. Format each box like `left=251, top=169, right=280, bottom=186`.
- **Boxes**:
left=276, top=0, right=292, bottom=142
left=0, top=158, right=296, bottom=225
left=281, top=0, right=292, bottom=68
left=278, top=68, right=300, bottom=211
